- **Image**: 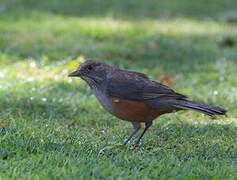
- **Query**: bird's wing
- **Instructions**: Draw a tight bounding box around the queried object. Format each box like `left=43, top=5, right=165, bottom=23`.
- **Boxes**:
left=106, top=70, right=187, bottom=101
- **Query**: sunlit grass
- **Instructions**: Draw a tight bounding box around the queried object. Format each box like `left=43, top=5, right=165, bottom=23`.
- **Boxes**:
left=2, top=15, right=237, bottom=34
left=1, top=15, right=237, bottom=59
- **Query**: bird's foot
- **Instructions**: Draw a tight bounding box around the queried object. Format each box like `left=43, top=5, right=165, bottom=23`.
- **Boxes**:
left=98, top=143, right=124, bottom=156
left=133, top=142, right=141, bottom=148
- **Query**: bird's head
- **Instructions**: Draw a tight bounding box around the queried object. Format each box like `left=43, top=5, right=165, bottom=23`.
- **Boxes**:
left=68, top=60, right=110, bottom=88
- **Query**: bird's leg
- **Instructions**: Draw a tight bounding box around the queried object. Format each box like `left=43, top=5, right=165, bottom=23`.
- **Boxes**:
left=123, top=122, right=141, bottom=145
left=135, top=122, right=152, bottom=145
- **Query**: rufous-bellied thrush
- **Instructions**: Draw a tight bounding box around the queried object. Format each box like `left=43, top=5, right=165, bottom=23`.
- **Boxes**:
left=69, top=60, right=226, bottom=145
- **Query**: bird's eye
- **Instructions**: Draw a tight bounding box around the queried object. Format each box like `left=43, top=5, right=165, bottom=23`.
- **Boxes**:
left=87, top=65, right=93, bottom=71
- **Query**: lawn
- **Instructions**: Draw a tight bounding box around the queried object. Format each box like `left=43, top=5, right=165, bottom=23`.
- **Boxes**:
left=0, top=0, right=237, bottom=179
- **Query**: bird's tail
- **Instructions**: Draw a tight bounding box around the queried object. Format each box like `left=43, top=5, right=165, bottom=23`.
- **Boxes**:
left=173, top=100, right=227, bottom=117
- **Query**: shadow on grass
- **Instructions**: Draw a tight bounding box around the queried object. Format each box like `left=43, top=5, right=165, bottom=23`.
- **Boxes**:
left=2, top=31, right=237, bottom=74
left=3, top=0, right=237, bottom=20
left=151, top=122, right=237, bottom=161
left=0, top=80, right=118, bottom=127
left=0, top=81, right=89, bottom=120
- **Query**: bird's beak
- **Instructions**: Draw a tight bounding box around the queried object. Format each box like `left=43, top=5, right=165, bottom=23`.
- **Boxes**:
left=68, top=70, right=81, bottom=77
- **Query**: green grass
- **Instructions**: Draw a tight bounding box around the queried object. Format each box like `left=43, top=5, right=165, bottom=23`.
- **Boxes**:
left=0, top=0, right=237, bottom=179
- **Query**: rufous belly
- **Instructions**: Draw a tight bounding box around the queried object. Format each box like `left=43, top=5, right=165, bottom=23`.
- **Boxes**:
left=111, top=98, right=163, bottom=122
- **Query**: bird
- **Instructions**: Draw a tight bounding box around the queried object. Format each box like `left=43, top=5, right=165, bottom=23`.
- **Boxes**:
left=68, top=60, right=227, bottom=145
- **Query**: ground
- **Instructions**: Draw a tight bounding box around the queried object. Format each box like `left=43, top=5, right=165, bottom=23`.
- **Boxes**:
left=0, top=0, right=237, bottom=179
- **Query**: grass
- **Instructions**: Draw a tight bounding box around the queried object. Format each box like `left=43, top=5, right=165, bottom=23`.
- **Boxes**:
left=0, top=0, right=237, bottom=179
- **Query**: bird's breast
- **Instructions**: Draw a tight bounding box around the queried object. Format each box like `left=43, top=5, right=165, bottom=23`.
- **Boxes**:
left=95, top=89, right=114, bottom=113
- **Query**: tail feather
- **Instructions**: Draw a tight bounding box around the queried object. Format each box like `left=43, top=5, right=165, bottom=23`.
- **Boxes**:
left=173, top=100, right=227, bottom=117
